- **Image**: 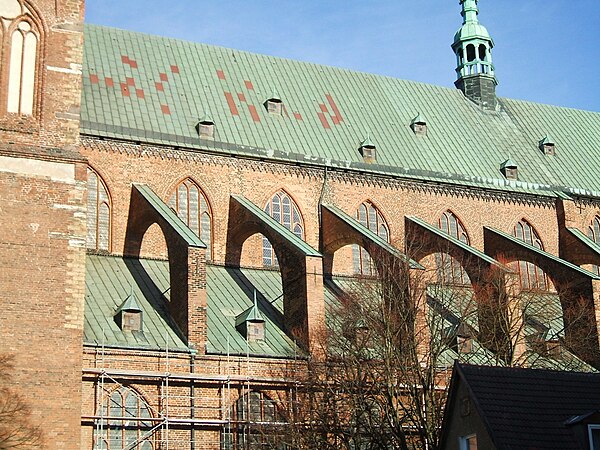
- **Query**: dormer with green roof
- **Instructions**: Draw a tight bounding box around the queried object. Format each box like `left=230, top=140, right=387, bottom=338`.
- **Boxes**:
left=452, top=0, right=497, bottom=110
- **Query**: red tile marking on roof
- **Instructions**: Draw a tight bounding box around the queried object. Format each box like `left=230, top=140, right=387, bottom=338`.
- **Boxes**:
left=126, top=77, right=135, bottom=86
left=317, top=112, right=331, bottom=129
left=170, top=65, right=180, bottom=74
left=248, top=104, right=260, bottom=123
left=120, top=83, right=130, bottom=97
left=224, top=92, right=239, bottom=116
left=129, top=60, right=138, bottom=69
left=217, top=69, right=226, bottom=80
left=155, top=82, right=164, bottom=92
left=136, top=89, right=145, bottom=99
left=293, top=112, right=303, bottom=121
left=159, top=72, right=168, bottom=82
left=89, top=74, right=99, bottom=84
left=161, top=104, right=171, bottom=115
left=244, top=80, right=254, bottom=90
left=326, top=94, right=343, bottom=123
left=319, top=103, right=328, bottom=113
left=121, top=55, right=129, bottom=64
left=237, top=92, right=246, bottom=103
left=105, top=77, right=114, bottom=88
left=332, top=116, right=341, bottom=125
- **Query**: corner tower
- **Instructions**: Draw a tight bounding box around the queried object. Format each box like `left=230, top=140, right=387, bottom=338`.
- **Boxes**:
left=452, top=0, right=497, bottom=110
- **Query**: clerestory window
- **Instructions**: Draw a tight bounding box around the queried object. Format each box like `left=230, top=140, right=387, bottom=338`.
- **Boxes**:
left=262, top=190, right=304, bottom=267
left=168, top=178, right=212, bottom=260
left=87, top=167, right=111, bottom=252
left=436, top=211, right=471, bottom=285
left=512, top=220, right=548, bottom=290
left=352, top=201, right=389, bottom=276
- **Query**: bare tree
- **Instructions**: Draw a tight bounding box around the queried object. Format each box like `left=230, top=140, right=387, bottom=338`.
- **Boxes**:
left=0, top=354, right=42, bottom=449
left=276, top=246, right=594, bottom=450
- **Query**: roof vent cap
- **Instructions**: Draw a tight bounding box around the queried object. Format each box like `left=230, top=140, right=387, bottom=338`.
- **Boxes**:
left=235, top=290, right=266, bottom=342
left=115, top=286, right=143, bottom=332
left=264, top=91, right=283, bottom=115
left=196, top=113, right=215, bottom=138
left=359, top=134, right=377, bottom=163
left=539, top=134, right=556, bottom=156
left=411, top=113, right=428, bottom=136
left=500, top=158, right=518, bottom=180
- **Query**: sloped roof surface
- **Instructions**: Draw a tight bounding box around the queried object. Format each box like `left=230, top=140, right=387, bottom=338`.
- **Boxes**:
left=81, top=25, right=600, bottom=197
left=457, top=364, right=600, bottom=449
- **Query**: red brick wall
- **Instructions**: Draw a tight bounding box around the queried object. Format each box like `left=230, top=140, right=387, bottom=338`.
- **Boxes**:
left=0, top=1, right=86, bottom=448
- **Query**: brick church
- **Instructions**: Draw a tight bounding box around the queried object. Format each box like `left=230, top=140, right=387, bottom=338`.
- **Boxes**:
left=1, top=0, right=600, bottom=448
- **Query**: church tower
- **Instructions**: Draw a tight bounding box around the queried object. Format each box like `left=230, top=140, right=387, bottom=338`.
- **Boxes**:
left=452, top=0, right=497, bottom=110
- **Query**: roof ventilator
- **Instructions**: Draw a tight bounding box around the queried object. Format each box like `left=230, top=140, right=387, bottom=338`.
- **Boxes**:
left=235, top=290, right=266, bottom=342
left=115, top=286, right=143, bottom=332
left=359, top=134, right=377, bottom=164
left=411, top=113, right=428, bottom=136
left=500, top=158, right=518, bottom=181
left=539, top=134, right=556, bottom=156
left=196, top=114, right=215, bottom=138
left=264, top=91, right=283, bottom=115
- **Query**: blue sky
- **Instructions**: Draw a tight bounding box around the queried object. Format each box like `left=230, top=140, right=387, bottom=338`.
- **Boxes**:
left=85, top=1, right=599, bottom=112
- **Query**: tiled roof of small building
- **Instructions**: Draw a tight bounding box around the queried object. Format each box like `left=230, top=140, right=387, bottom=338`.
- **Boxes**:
left=81, top=25, right=600, bottom=198
left=452, top=364, right=600, bottom=449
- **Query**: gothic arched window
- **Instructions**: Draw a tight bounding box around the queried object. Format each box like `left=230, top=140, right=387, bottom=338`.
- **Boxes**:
left=168, top=178, right=212, bottom=260
left=436, top=211, right=471, bottom=285
left=0, top=1, right=41, bottom=116
left=87, top=167, right=111, bottom=252
left=587, top=215, right=600, bottom=275
left=95, top=387, right=154, bottom=450
left=352, top=201, right=390, bottom=276
left=221, top=391, right=284, bottom=449
left=513, top=220, right=548, bottom=290
left=263, top=190, right=304, bottom=266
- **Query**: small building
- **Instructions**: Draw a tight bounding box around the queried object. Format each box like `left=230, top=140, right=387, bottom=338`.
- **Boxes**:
left=440, top=363, right=600, bottom=450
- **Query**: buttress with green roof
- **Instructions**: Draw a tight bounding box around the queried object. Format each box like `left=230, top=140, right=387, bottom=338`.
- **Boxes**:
left=81, top=25, right=600, bottom=198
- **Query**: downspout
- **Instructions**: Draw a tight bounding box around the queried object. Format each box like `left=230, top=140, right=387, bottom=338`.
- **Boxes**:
left=189, top=348, right=197, bottom=450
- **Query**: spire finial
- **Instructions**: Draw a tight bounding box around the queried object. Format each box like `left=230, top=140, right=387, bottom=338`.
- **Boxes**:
left=460, top=0, right=479, bottom=24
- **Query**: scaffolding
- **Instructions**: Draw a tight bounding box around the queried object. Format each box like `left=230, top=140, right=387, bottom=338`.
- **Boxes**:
left=84, top=337, right=301, bottom=449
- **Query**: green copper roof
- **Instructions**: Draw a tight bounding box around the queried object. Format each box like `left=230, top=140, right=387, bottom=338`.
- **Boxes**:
left=81, top=25, right=600, bottom=198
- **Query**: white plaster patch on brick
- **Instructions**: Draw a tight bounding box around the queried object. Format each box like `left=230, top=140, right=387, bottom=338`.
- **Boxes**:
left=47, top=63, right=82, bottom=75
left=29, top=222, right=39, bottom=233
left=53, top=203, right=84, bottom=211
left=0, top=155, right=75, bottom=182
left=68, top=238, right=86, bottom=248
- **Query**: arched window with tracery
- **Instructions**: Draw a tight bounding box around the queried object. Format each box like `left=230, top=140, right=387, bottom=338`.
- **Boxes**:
left=95, top=387, right=154, bottom=450
left=352, top=201, right=390, bottom=275
left=0, top=1, right=41, bottom=116
left=587, top=215, right=600, bottom=275
left=436, top=211, right=471, bottom=285
left=168, top=178, right=212, bottom=260
left=87, top=167, right=111, bottom=252
left=221, top=391, right=285, bottom=449
left=263, top=190, right=304, bottom=266
left=513, top=219, right=548, bottom=290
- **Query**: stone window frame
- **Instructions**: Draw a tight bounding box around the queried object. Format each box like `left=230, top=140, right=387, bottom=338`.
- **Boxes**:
left=262, top=189, right=305, bottom=267
left=168, top=177, right=213, bottom=260
left=512, top=219, right=548, bottom=291
left=588, top=215, right=600, bottom=275
left=221, top=391, right=285, bottom=449
left=0, top=0, right=44, bottom=119
left=352, top=200, right=390, bottom=276
left=95, top=386, right=155, bottom=450
left=86, top=167, right=112, bottom=252
left=436, top=210, right=471, bottom=285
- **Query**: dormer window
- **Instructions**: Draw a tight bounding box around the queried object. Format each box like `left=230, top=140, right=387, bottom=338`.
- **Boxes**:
left=115, top=289, right=143, bottom=332
left=235, top=292, right=265, bottom=342
left=359, top=135, right=376, bottom=163
left=500, top=158, right=518, bottom=180
left=411, top=113, right=428, bottom=136
left=196, top=115, right=215, bottom=138
left=264, top=92, right=282, bottom=115
left=539, top=135, right=556, bottom=156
